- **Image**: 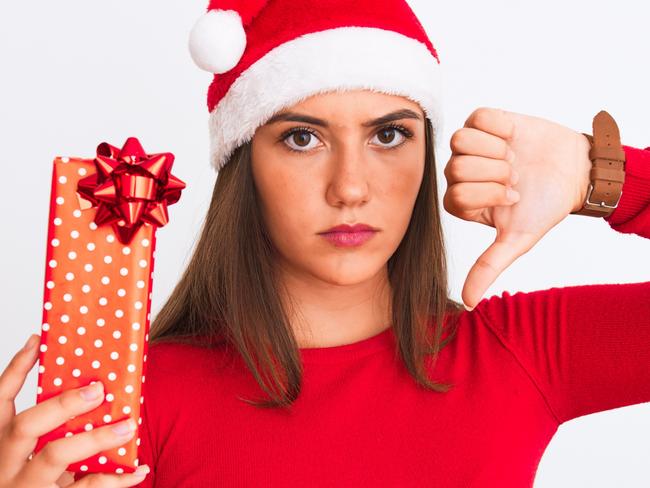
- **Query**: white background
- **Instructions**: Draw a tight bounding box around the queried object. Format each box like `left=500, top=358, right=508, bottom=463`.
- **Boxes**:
left=1, top=1, right=649, bottom=486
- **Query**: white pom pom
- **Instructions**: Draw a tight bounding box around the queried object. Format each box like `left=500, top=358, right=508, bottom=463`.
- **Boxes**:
left=188, top=9, right=246, bottom=74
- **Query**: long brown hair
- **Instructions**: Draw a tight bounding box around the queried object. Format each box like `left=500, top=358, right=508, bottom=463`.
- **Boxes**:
left=149, top=116, right=465, bottom=408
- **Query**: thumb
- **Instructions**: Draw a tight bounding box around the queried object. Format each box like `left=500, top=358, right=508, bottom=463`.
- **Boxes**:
left=461, top=232, right=537, bottom=310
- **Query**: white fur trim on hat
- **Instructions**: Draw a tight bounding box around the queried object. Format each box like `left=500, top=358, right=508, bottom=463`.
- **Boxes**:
left=208, top=26, right=445, bottom=172
left=189, top=9, right=247, bottom=74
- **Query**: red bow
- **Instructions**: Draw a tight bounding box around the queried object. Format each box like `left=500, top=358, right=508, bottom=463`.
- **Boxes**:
left=76, top=137, right=186, bottom=245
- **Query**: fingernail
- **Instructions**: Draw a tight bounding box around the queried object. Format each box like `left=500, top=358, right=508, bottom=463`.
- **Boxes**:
left=79, top=381, right=104, bottom=401
left=112, top=418, right=136, bottom=436
left=464, top=304, right=474, bottom=312
left=133, top=464, right=150, bottom=477
left=510, top=170, right=519, bottom=185
left=23, top=334, right=38, bottom=351
left=507, top=188, right=520, bottom=202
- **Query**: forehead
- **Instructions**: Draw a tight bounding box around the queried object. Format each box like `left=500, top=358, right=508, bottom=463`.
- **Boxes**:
left=278, top=89, right=425, bottom=125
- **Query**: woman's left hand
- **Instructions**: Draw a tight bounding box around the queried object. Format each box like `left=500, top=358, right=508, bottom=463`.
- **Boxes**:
left=442, top=107, right=593, bottom=310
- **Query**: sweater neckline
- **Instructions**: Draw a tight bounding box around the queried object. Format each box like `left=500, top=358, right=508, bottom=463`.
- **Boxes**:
left=298, top=325, right=395, bottom=363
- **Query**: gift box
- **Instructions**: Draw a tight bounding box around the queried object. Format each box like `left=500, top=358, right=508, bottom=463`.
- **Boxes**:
left=33, top=137, right=185, bottom=474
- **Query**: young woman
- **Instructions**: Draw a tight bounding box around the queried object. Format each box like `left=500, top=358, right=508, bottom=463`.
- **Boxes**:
left=1, top=1, right=649, bottom=487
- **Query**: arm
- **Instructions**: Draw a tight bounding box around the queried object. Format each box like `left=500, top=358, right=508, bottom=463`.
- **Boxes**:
left=473, top=144, right=650, bottom=425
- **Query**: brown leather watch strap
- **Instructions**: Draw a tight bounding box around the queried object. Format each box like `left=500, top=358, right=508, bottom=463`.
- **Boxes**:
left=570, top=110, right=626, bottom=218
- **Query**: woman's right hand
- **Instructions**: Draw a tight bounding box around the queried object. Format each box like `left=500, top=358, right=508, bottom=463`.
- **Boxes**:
left=0, top=333, right=151, bottom=487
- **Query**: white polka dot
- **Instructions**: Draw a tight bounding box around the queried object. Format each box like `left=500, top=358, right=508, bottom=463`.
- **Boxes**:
left=48, top=259, right=57, bottom=268
left=65, top=272, right=75, bottom=281
left=138, top=259, right=147, bottom=268
left=84, top=263, right=93, bottom=272
left=116, top=468, right=124, bottom=474
left=112, top=330, right=122, bottom=339
left=134, top=458, right=139, bottom=467
left=79, top=305, right=88, bottom=314
left=38, top=365, right=45, bottom=373
left=120, top=267, right=129, bottom=276
left=77, top=326, right=86, bottom=335
left=141, top=238, right=150, bottom=247
left=60, top=314, right=69, bottom=323
left=129, top=343, right=138, bottom=352
left=51, top=238, right=60, bottom=247
left=46, top=281, right=55, bottom=289
left=78, top=167, right=87, bottom=176
left=58, top=175, right=67, bottom=184
left=134, top=301, right=143, bottom=310
left=115, top=309, right=124, bottom=318
left=58, top=336, right=67, bottom=345
left=44, top=302, right=52, bottom=310
left=53, top=377, right=62, bottom=386
left=68, top=251, right=77, bottom=260
left=87, top=242, right=95, bottom=251
left=56, top=196, right=64, bottom=205
left=63, top=293, right=72, bottom=302
left=118, top=447, right=127, bottom=456
left=37, top=386, right=43, bottom=394
left=108, top=372, right=117, bottom=381
left=117, top=288, right=126, bottom=297
left=142, top=375, right=145, bottom=383
left=89, top=222, right=98, bottom=230
left=70, top=230, right=79, bottom=239
left=94, top=339, right=103, bottom=348
left=91, top=360, right=101, bottom=369
left=104, top=255, right=112, bottom=264
left=55, top=356, right=64, bottom=365
left=103, top=414, right=112, bottom=422
left=106, top=393, right=114, bottom=402
left=106, top=234, right=115, bottom=243
left=132, top=322, right=141, bottom=331
left=80, top=465, right=88, bottom=472
left=101, top=276, right=110, bottom=285
left=72, top=368, right=81, bottom=377
left=127, top=364, right=136, bottom=373
left=125, top=385, right=134, bottom=394
left=122, top=247, right=131, bottom=255
left=61, top=157, right=70, bottom=163
left=99, top=297, right=108, bottom=306
left=74, top=347, right=84, bottom=356
left=42, top=323, right=50, bottom=331
left=98, top=456, right=107, bottom=464
left=85, top=423, right=93, bottom=431
left=138, top=418, right=142, bottom=425
left=110, top=351, right=119, bottom=360
left=73, top=209, right=82, bottom=218
left=136, top=280, right=145, bottom=289
left=97, top=318, right=105, bottom=326
left=122, top=406, right=131, bottom=414
left=39, top=344, right=48, bottom=352
left=53, top=218, right=62, bottom=226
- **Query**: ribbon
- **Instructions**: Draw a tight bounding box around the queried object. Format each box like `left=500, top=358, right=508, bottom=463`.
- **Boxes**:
left=76, top=137, right=186, bottom=245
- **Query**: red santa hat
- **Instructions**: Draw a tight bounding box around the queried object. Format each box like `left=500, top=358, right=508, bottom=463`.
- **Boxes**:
left=188, top=0, right=444, bottom=172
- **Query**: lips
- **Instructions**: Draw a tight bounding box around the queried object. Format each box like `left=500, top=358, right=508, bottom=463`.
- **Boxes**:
left=320, top=223, right=378, bottom=234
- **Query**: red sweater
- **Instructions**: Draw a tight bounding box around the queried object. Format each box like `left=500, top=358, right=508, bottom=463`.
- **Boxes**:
left=96, top=145, right=650, bottom=487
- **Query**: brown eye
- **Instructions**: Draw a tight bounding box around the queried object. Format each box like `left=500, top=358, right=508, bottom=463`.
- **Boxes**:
left=377, top=128, right=398, bottom=144
left=282, top=128, right=320, bottom=153
left=371, top=125, right=412, bottom=149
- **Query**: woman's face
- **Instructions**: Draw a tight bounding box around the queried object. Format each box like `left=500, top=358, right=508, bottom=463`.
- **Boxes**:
left=251, top=89, right=426, bottom=286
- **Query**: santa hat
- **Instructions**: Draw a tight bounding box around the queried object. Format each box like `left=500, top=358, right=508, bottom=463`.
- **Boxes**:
left=188, top=0, right=444, bottom=172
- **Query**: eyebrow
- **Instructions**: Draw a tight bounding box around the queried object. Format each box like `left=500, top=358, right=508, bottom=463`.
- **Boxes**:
left=264, top=108, right=423, bottom=128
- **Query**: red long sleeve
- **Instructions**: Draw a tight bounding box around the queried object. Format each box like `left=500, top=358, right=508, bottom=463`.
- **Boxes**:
left=121, top=145, right=650, bottom=487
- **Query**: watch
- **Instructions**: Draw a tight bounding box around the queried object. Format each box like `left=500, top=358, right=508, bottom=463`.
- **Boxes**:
left=570, top=110, right=626, bottom=218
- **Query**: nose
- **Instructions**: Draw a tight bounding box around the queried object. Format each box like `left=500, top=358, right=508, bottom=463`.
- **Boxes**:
left=325, top=144, right=370, bottom=208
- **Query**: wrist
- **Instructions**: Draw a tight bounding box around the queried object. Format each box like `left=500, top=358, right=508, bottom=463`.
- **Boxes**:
left=572, top=132, right=593, bottom=213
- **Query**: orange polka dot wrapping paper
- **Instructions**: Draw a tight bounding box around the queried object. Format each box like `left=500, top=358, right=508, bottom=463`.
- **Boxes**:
left=33, top=138, right=185, bottom=474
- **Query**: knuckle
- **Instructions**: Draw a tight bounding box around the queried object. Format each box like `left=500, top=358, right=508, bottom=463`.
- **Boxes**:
left=449, top=129, right=467, bottom=152
left=39, top=442, right=65, bottom=467
left=8, top=415, right=31, bottom=440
